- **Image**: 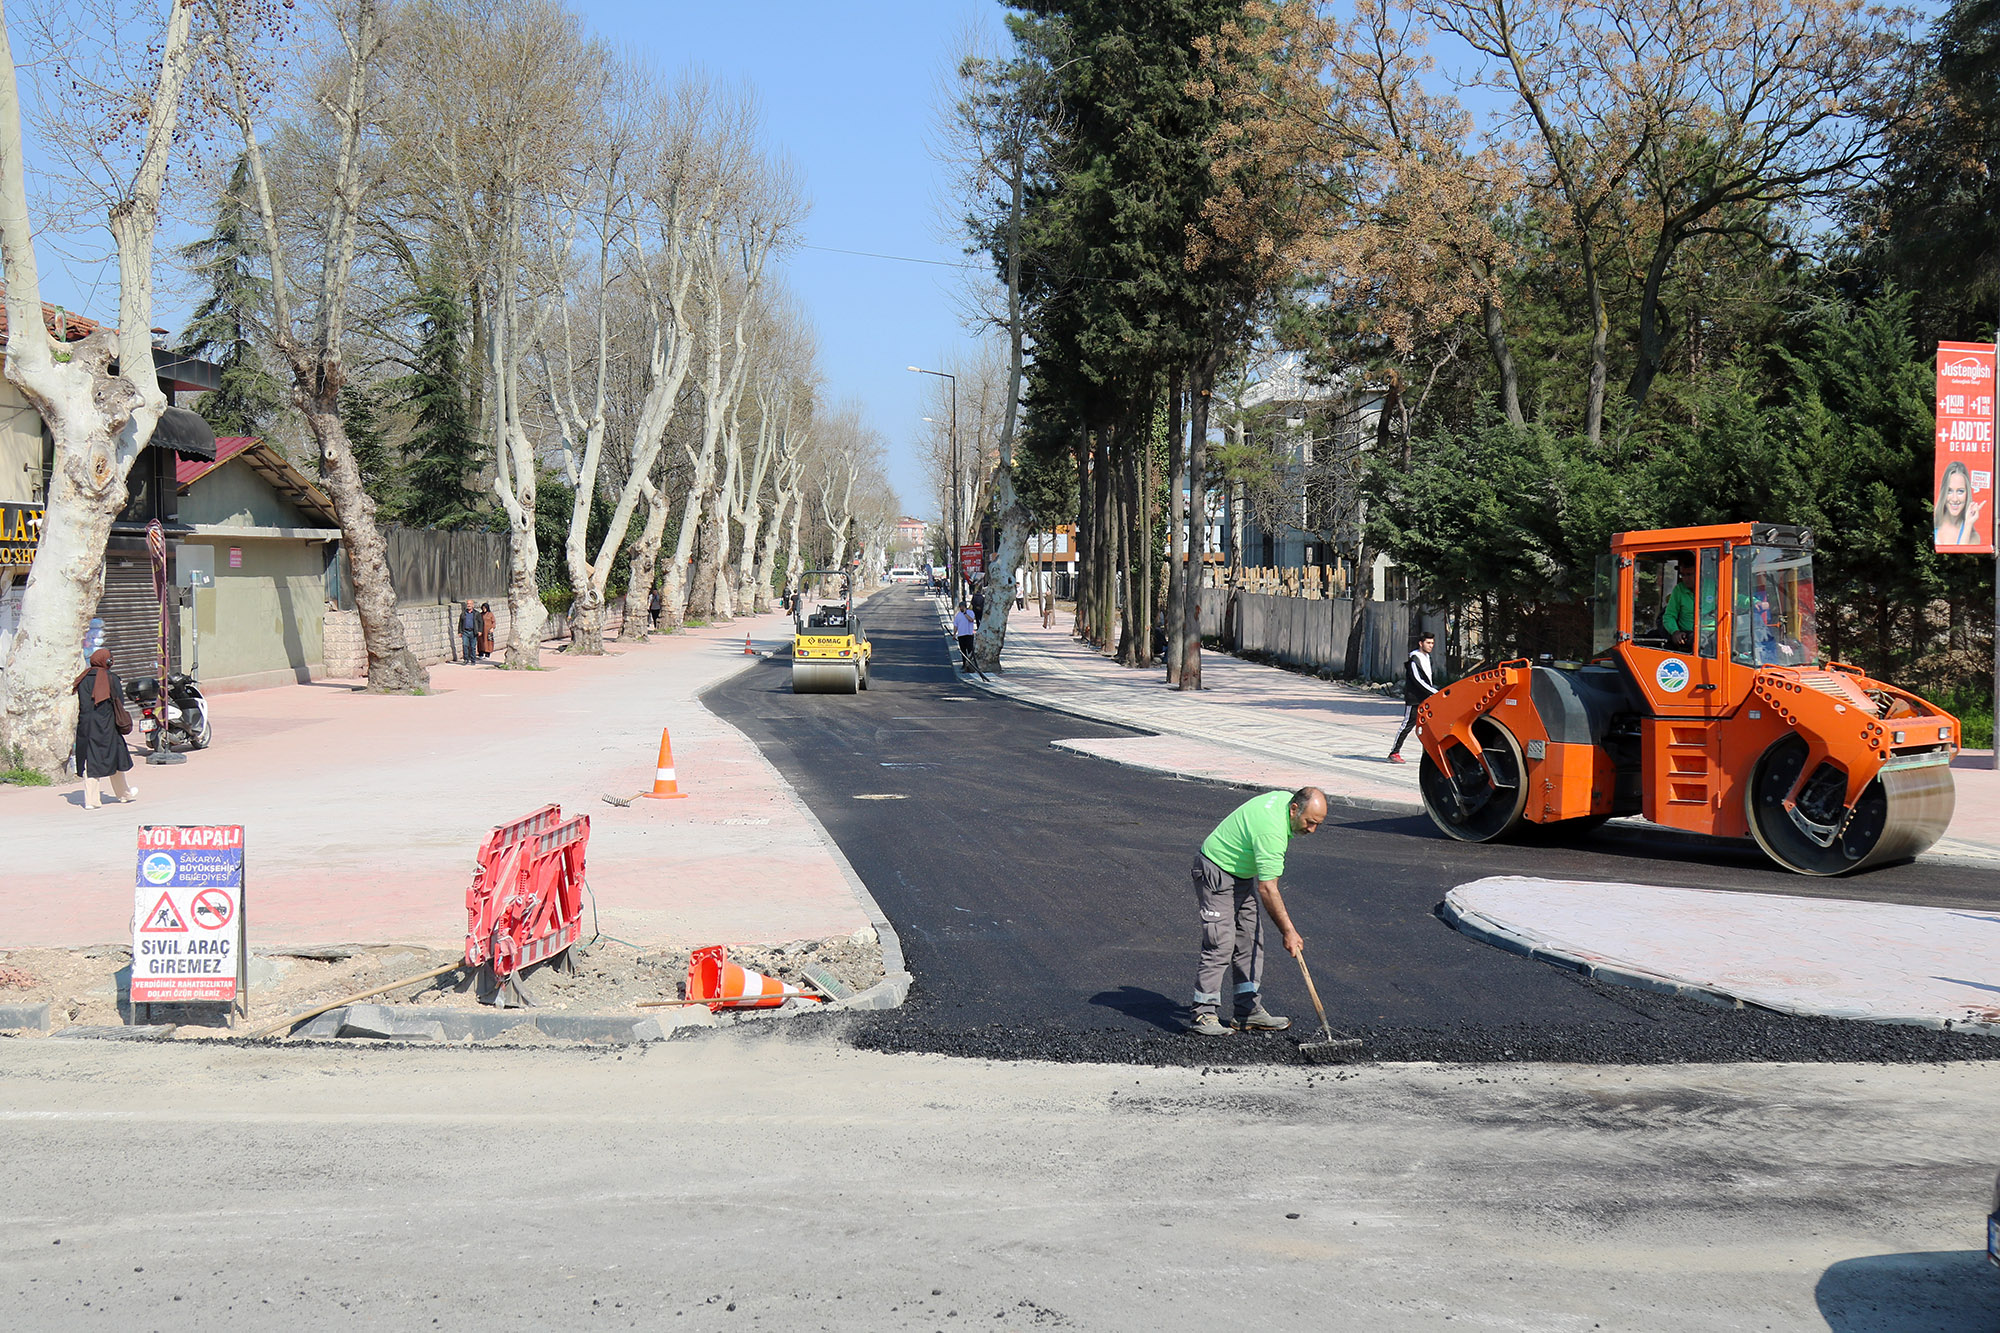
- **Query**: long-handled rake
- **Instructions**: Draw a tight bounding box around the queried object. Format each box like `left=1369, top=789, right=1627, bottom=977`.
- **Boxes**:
left=1293, top=948, right=1364, bottom=1064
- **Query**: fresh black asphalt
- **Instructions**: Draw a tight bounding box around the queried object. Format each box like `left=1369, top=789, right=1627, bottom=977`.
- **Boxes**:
left=704, top=588, right=2000, bottom=1066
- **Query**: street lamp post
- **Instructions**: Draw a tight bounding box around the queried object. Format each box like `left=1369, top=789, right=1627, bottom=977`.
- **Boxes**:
left=909, top=366, right=959, bottom=603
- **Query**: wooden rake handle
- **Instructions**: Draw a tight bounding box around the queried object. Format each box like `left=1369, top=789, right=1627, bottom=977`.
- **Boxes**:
left=1293, top=948, right=1337, bottom=1044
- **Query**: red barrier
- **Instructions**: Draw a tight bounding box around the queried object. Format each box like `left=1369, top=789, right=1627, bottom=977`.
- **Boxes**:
left=464, top=804, right=589, bottom=980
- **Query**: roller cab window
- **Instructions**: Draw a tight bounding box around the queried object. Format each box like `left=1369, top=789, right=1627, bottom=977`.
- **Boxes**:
left=1731, top=545, right=1818, bottom=668
left=1633, top=549, right=1717, bottom=656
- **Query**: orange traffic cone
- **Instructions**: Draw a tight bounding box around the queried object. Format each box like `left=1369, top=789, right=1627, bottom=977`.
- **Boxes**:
left=685, top=945, right=813, bottom=1010
left=643, top=727, right=689, bottom=799
left=743, top=632, right=755, bottom=655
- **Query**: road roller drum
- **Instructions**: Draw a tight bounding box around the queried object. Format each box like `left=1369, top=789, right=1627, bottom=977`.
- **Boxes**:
left=792, top=660, right=860, bottom=694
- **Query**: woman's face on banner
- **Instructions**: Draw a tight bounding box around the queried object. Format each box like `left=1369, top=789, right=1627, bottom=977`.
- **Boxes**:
left=1945, top=471, right=1969, bottom=517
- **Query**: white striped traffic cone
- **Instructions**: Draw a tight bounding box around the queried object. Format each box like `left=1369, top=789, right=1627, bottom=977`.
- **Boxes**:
left=642, top=727, right=688, bottom=799
left=686, top=944, right=807, bottom=1009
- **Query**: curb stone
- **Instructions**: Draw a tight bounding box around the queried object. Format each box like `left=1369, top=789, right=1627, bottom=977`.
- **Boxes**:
left=702, top=658, right=915, bottom=1015
left=0, top=1001, right=51, bottom=1031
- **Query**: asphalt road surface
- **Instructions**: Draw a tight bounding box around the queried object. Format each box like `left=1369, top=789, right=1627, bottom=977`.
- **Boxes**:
left=706, top=588, right=2000, bottom=1066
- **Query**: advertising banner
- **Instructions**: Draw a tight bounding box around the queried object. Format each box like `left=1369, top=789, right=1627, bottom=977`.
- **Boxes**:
left=132, top=825, right=244, bottom=1005
left=959, top=543, right=986, bottom=583
left=1935, top=341, right=1995, bottom=554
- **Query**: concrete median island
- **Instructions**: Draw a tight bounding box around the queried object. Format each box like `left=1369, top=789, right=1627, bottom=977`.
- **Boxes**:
left=1444, top=875, right=2000, bottom=1037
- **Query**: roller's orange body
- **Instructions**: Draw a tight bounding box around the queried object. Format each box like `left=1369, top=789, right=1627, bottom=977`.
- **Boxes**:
left=1415, top=523, right=1959, bottom=874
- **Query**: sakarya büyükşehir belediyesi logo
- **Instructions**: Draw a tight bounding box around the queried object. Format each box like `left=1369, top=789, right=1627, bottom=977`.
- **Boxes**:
left=142, top=852, right=175, bottom=884
left=1656, top=658, right=1691, bottom=692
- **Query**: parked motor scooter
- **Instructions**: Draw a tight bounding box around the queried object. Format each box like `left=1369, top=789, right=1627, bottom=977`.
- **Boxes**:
left=123, top=672, right=212, bottom=753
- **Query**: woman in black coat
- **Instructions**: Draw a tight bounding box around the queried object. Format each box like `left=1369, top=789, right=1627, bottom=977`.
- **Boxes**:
left=73, top=647, right=136, bottom=809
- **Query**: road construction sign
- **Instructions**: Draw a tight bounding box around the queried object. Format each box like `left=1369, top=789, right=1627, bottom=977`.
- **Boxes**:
left=131, top=826, right=245, bottom=1008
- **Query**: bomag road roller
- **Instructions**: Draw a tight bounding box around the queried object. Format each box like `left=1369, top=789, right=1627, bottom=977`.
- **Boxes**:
left=790, top=570, right=871, bottom=694
left=1416, top=522, right=1959, bottom=875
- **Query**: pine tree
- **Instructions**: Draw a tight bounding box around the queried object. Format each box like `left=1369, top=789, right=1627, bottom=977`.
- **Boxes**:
left=338, top=382, right=406, bottom=519
left=178, top=157, right=286, bottom=437
left=388, top=274, right=487, bottom=529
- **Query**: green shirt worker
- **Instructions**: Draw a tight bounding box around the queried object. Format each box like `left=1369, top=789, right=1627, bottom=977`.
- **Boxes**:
left=1187, top=786, right=1327, bottom=1037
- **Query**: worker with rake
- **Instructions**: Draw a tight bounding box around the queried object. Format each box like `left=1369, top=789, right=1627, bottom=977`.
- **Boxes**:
left=1187, top=786, right=1326, bottom=1037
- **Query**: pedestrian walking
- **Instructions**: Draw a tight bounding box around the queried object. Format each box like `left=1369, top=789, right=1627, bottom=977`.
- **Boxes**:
left=478, top=601, right=495, bottom=659
left=459, top=600, right=480, bottom=665
left=954, top=603, right=986, bottom=679
left=1186, top=786, right=1326, bottom=1036
left=970, top=584, right=986, bottom=622
left=72, top=647, right=136, bottom=810
left=1386, top=631, right=1437, bottom=764
left=648, top=586, right=663, bottom=630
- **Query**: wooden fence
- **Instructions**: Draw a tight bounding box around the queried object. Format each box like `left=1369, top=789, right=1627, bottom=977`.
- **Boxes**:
left=1198, top=583, right=1442, bottom=682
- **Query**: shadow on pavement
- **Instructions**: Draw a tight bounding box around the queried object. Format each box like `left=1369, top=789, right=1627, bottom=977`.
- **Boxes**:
left=1088, top=985, right=1184, bottom=1033
left=1814, top=1250, right=2000, bottom=1331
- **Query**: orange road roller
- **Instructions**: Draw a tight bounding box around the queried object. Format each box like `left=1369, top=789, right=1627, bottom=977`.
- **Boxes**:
left=1416, top=523, right=1959, bottom=875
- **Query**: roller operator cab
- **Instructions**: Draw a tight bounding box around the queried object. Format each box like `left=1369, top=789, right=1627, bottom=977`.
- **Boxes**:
left=790, top=570, right=871, bottom=695
left=1416, top=523, right=1960, bottom=875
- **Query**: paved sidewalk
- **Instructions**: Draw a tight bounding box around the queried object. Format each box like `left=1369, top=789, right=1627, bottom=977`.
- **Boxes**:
left=966, top=605, right=2000, bottom=863
left=1445, top=876, right=2000, bottom=1036
left=3, top=615, right=874, bottom=950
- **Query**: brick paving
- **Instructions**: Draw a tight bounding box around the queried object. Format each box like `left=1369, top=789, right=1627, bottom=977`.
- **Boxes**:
left=6, top=615, right=872, bottom=950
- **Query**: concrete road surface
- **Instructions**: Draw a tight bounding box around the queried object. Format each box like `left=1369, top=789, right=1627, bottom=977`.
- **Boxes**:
left=1, top=1036, right=1996, bottom=1331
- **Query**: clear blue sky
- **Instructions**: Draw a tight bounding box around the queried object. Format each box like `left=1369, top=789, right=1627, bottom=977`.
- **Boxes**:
left=24, top=0, right=1006, bottom=521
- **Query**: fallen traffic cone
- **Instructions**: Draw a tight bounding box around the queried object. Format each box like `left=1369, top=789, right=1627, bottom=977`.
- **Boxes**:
left=743, top=632, right=755, bottom=655
left=642, top=727, right=689, bottom=799
left=685, top=944, right=811, bottom=1010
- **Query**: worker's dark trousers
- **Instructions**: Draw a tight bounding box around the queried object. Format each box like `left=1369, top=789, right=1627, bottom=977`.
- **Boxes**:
left=1389, top=704, right=1420, bottom=755
left=1190, top=853, right=1263, bottom=1017
left=958, top=634, right=977, bottom=670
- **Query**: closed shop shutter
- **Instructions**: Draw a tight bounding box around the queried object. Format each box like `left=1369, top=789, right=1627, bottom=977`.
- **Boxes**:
left=96, top=552, right=168, bottom=681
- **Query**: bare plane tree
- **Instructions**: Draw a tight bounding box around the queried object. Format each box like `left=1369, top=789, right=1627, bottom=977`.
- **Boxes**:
left=0, top=0, right=203, bottom=770
left=211, top=0, right=427, bottom=692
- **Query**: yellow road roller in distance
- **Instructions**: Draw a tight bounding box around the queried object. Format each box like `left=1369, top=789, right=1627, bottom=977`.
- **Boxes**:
left=791, top=570, right=870, bottom=694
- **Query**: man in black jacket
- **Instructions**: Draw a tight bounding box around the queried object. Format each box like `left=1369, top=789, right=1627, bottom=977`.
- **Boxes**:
left=1386, top=631, right=1436, bottom=764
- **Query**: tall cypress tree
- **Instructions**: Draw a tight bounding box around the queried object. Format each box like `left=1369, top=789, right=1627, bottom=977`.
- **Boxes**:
left=388, top=275, right=487, bottom=529
left=338, top=381, right=406, bottom=519
left=178, top=157, right=286, bottom=437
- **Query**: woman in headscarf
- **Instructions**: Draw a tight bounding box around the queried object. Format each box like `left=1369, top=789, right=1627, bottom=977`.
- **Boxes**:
left=72, top=647, right=136, bottom=809
left=478, top=601, right=496, bottom=659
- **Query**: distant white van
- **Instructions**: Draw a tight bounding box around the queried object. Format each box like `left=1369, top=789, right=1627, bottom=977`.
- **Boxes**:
left=888, top=567, right=920, bottom=584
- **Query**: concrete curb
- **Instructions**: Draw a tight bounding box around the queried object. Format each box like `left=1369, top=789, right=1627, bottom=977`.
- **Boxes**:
left=1439, top=894, right=1746, bottom=1011
left=0, top=1001, right=52, bottom=1031
left=698, top=650, right=913, bottom=1014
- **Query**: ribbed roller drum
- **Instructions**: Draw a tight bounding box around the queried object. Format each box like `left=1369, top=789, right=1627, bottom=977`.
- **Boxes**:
left=1746, top=735, right=1955, bottom=875
left=1418, top=717, right=1530, bottom=843
left=791, top=660, right=859, bottom=695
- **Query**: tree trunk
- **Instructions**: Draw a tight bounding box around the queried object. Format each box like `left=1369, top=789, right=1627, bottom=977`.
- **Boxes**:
left=1080, top=436, right=1096, bottom=640
left=1166, top=369, right=1185, bottom=686
left=1179, top=358, right=1214, bottom=690
left=0, top=337, right=142, bottom=772
left=1116, top=435, right=1139, bottom=666
left=1579, top=228, right=1609, bottom=451
left=1481, top=293, right=1524, bottom=428
left=1626, top=226, right=1681, bottom=417
left=619, top=481, right=668, bottom=642
left=301, top=398, right=424, bottom=688
left=750, top=487, right=789, bottom=613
